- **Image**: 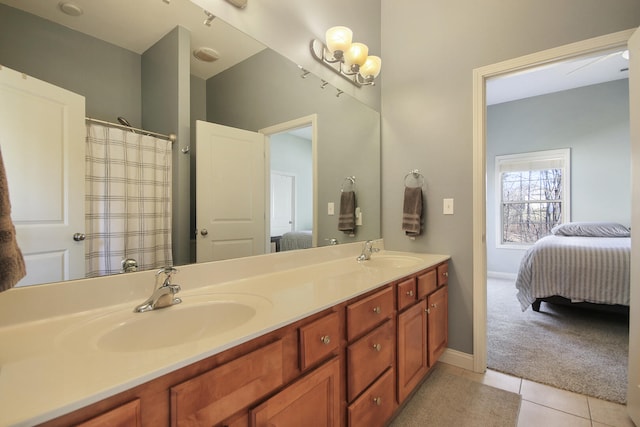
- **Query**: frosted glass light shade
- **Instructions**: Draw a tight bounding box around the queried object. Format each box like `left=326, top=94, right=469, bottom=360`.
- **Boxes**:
left=344, top=43, right=369, bottom=67
left=359, top=56, right=382, bottom=78
left=325, top=26, right=353, bottom=53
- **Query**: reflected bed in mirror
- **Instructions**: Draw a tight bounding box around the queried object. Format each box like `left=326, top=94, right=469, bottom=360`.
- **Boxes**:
left=0, top=0, right=380, bottom=287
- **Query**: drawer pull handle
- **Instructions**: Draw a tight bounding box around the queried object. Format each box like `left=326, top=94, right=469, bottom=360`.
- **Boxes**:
left=320, top=335, right=331, bottom=345
left=372, top=343, right=381, bottom=352
left=372, top=397, right=382, bottom=406
left=372, top=306, right=381, bottom=314
left=406, top=290, right=414, bottom=297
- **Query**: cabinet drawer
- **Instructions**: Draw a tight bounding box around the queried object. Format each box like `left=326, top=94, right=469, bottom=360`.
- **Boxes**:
left=397, top=277, right=417, bottom=311
left=347, top=287, right=393, bottom=341
left=437, top=262, right=449, bottom=287
left=347, top=368, right=395, bottom=427
left=417, top=268, right=436, bottom=299
left=299, top=311, right=340, bottom=371
left=77, top=399, right=141, bottom=427
left=347, top=319, right=394, bottom=402
left=171, top=340, right=284, bottom=427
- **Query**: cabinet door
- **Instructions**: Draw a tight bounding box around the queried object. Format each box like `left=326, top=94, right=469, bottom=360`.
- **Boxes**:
left=427, top=286, right=448, bottom=366
left=171, top=340, right=284, bottom=426
left=250, top=357, right=341, bottom=427
left=397, top=299, right=428, bottom=403
left=76, top=399, right=141, bottom=427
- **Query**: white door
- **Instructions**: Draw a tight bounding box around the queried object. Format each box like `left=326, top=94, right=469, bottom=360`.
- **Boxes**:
left=271, top=172, right=294, bottom=236
left=627, top=26, right=640, bottom=425
left=0, top=66, right=85, bottom=286
left=195, top=120, right=266, bottom=262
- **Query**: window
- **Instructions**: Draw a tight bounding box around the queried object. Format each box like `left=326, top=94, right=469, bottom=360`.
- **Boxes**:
left=495, top=149, right=570, bottom=247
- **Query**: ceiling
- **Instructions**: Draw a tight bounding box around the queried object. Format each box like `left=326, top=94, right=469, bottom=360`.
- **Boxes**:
left=0, top=0, right=265, bottom=80
left=2, top=0, right=629, bottom=104
left=487, top=48, right=629, bottom=105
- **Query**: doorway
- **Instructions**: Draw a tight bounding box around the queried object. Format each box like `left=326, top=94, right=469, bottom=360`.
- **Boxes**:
left=471, top=29, right=634, bottom=373
left=260, top=114, right=318, bottom=251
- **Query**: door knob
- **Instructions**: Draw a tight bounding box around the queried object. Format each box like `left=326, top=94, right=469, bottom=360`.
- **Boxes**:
left=73, top=233, right=86, bottom=241
left=200, top=229, right=209, bottom=236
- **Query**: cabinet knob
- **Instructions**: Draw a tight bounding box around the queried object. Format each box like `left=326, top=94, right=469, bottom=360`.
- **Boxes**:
left=425, top=308, right=431, bottom=314
left=372, top=306, right=381, bottom=314
left=372, top=397, right=382, bottom=406
left=431, top=303, right=437, bottom=308
left=406, top=290, right=414, bottom=297
left=442, top=271, right=449, bottom=277
left=372, top=343, right=381, bottom=352
left=320, top=335, right=331, bottom=345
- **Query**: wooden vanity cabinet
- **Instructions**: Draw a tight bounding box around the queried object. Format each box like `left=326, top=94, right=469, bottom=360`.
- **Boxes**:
left=396, top=261, right=449, bottom=405
left=38, top=261, right=449, bottom=427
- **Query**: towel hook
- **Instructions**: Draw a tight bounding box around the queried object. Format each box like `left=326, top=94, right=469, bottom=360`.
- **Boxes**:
left=341, top=176, right=356, bottom=192
left=404, top=169, right=425, bottom=188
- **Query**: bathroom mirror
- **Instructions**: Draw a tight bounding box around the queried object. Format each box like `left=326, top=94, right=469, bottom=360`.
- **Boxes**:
left=0, top=0, right=381, bottom=286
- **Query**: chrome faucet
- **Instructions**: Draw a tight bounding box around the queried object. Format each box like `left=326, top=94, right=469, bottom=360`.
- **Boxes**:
left=133, top=267, right=182, bottom=313
left=357, top=240, right=380, bottom=261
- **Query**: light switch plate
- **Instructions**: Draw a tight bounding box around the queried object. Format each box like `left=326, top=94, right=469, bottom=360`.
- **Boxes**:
left=443, top=198, right=454, bottom=215
left=328, top=202, right=335, bottom=215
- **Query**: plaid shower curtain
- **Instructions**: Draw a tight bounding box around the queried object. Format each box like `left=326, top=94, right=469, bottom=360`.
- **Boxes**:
left=85, top=123, right=173, bottom=277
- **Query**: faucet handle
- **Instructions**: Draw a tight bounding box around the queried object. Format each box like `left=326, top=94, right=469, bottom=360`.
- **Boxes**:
left=156, top=266, right=178, bottom=286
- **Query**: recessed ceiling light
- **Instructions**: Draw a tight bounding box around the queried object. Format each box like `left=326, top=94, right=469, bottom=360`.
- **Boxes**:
left=193, top=47, right=220, bottom=62
left=58, top=1, right=83, bottom=17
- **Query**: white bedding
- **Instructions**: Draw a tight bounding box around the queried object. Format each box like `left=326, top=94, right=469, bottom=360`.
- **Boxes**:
left=515, top=235, right=630, bottom=311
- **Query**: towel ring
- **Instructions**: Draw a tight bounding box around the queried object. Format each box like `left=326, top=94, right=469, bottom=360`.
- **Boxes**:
left=341, top=176, right=356, bottom=192
left=404, top=169, right=425, bottom=188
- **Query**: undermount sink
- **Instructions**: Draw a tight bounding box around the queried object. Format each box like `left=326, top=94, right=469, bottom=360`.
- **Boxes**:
left=359, top=255, right=424, bottom=269
left=58, top=294, right=270, bottom=353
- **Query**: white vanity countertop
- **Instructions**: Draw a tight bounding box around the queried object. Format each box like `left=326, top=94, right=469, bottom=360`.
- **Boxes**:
left=0, top=243, right=449, bottom=426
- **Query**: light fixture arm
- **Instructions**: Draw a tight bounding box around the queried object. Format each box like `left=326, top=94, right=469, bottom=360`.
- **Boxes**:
left=310, top=39, right=364, bottom=87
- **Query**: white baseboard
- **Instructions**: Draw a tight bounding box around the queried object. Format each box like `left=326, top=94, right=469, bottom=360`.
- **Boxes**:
left=487, top=271, right=517, bottom=281
left=439, top=348, right=475, bottom=371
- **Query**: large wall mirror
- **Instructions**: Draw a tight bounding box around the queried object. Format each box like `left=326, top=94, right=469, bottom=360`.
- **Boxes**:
left=0, top=0, right=381, bottom=287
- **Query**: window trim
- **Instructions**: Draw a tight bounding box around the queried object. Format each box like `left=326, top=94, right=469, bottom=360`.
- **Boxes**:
left=495, top=148, right=571, bottom=249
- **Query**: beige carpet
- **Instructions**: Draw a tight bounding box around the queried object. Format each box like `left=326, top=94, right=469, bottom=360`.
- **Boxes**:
left=390, top=364, right=521, bottom=427
left=487, top=277, right=629, bottom=403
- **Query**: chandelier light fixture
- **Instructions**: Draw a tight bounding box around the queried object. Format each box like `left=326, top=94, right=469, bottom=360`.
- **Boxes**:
left=310, top=26, right=382, bottom=87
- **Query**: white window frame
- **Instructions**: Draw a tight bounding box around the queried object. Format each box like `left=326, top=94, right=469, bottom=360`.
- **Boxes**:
left=495, top=148, right=571, bottom=249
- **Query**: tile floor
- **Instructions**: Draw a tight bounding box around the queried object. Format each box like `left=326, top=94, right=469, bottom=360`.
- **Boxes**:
left=439, top=363, right=635, bottom=427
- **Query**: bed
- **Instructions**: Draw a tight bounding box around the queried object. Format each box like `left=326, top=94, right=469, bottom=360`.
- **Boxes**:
left=279, top=230, right=313, bottom=251
left=515, top=222, right=631, bottom=312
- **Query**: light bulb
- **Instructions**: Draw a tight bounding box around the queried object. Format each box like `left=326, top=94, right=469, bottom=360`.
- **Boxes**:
left=325, top=26, right=353, bottom=55
left=359, top=56, right=382, bottom=79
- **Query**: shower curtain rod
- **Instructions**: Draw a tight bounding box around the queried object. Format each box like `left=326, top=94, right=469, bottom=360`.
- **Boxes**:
left=85, top=117, right=176, bottom=143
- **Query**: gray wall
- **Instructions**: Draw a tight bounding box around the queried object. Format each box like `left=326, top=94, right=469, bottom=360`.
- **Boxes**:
left=205, top=48, right=381, bottom=245
left=486, top=80, right=631, bottom=276
left=141, top=26, right=192, bottom=267
left=0, top=4, right=141, bottom=125
left=270, top=134, right=313, bottom=231
left=381, top=1, right=640, bottom=354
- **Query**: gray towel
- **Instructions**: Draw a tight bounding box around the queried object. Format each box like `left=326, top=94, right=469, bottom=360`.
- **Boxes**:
left=338, top=191, right=356, bottom=235
left=402, top=186, right=423, bottom=237
left=0, top=148, right=26, bottom=291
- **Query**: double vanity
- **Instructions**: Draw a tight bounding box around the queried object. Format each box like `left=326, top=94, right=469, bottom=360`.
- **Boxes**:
left=0, top=241, right=449, bottom=426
